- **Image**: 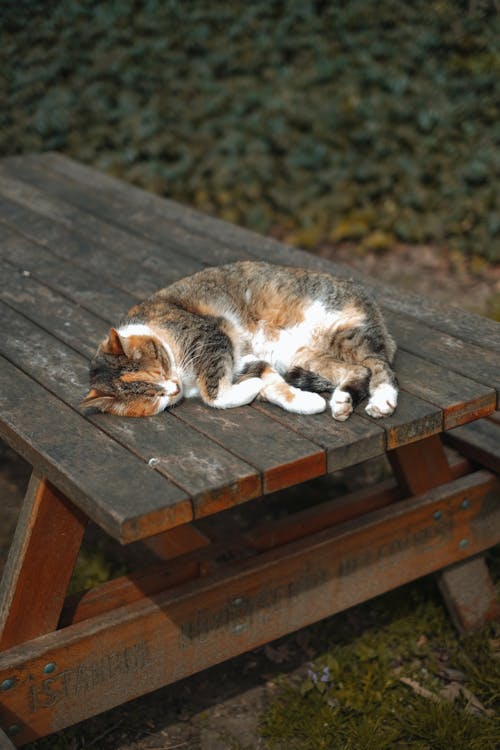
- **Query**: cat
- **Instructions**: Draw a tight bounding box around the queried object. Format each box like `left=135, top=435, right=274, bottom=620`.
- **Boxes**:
left=81, top=261, right=398, bottom=420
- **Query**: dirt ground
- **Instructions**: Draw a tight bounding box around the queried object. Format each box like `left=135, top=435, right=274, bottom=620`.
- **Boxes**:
left=0, top=244, right=498, bottom=749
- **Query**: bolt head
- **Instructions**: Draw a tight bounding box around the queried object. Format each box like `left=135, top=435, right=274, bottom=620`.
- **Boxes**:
left=1, top=677, right=15, bottom=691
left=459, top=538, right=469, bottom=549
left=433, top=510, right=442, bottom=520
left=43, top=662, right=56, bottom=674
left=461, top=498, right=471, bottom=510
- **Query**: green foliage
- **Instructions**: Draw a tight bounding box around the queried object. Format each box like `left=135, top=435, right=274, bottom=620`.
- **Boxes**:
left=1, top=0, right=499, bottom=259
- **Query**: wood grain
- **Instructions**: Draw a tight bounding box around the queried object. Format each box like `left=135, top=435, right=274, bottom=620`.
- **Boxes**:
left=0, top=475, right=87, bottom=650
left=0, top=470, right=497, bottom=744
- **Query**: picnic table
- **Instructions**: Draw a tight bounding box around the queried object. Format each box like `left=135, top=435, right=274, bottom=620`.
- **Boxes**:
left=0, top=153, right=499, bottom=746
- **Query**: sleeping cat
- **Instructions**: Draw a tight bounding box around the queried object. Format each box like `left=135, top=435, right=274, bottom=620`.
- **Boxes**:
left=82, top=261, right=398, bottom=420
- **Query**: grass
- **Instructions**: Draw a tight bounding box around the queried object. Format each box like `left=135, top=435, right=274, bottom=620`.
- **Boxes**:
left=261, top=572, right=500, bottom=750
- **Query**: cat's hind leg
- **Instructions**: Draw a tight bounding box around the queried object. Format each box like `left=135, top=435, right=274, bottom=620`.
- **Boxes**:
left=362, top=356, right=398, bottom=418
left=236, top=360, right=326, bottom=414
left=289, top=356, right=370, bottom=421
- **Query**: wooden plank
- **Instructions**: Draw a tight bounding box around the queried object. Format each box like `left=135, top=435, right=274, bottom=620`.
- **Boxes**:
left=0, top=201, right=467, bottom=457
left=444, top=419, right=500, bottom=474
left=22, top=152, right=500, bottom=352
left=438, top=557, right=500, bottom=633
left=254, top=403, right=386, bottom=473
left=0, top=256, right=327, bottom=501
left=4, top=158, right=495, bottom=423
left=0, top=301, right=262, bottom=520
left=0, top=222, right=136, bottom=321
left=386, top=311, right=500, bottom=403
left=0, top=185, right=200, bottom=296
left=0, top=218, right=454, bottom=462
left=389, top=434, right=452, bottom=496
left=392, top=350, right=496, bottom=429
left=0, top=161, right=493, bottom=483
left=62, top=480, right=403, bottom=627
left=389, top=429, right=499, bottom=632
left=0, top=357, right=192, bottom=542
left=0, top=219, right=447, bottom=452
left=0, top=193, right=191, bottom=299
left=176, top=400, right=326, bottom=495
left=0, top=475, right=87, bottom=650
left=0, top=162, right=239, bottom=271
left=141, top=525, right=211, bottom=561
left=0, top=469, right=497, bottom=744
left=0, top=258, right=107, bottom=359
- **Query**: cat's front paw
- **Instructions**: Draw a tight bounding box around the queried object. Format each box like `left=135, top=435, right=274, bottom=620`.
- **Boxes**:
left=330, top=388, right=353, bottom=421
left=365, top=384, right=398, bottom=418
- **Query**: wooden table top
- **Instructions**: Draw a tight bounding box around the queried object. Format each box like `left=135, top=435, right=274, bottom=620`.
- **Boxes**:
left=0, top=153, right=498, bottom=543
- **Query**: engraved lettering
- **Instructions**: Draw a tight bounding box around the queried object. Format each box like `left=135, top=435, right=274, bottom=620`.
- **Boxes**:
left=27, top=640, right=150, bottom=713
left=179, top=567, right=328, bottom=647
left=339, top=517, right=454, bottom=577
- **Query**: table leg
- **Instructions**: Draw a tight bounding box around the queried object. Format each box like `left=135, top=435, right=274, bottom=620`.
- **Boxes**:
left=0, top=473, right=87, bottom=650
left=389, top=435, right=499, bottom=632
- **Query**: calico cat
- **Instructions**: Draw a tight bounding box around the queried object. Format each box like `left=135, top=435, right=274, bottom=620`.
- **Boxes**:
left=82, top=261, right=398, bottom=420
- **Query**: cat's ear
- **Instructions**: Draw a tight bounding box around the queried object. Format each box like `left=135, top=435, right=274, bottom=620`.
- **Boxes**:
left=101, top=328, right=126, bottom=357
left=80, top=388, right=116, bottom=413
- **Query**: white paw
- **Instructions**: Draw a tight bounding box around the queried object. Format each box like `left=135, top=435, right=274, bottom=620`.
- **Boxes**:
left=288, top=389, right=326, bottom=415
left=365, top=384, right=398, bottom=418
left=330, top=389, right=353, bottom=421
left=261, top=382, right=326, bottom=414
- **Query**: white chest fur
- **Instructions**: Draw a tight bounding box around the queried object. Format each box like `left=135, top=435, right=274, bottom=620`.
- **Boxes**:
left=250, top=301, right=352, bottom=373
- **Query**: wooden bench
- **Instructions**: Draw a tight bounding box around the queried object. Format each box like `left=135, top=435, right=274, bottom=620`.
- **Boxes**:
left=0, top=153, right=499, bottom=746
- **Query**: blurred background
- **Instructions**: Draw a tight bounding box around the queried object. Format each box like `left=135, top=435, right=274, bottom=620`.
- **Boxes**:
left=2, top=0, right=499, bottom=315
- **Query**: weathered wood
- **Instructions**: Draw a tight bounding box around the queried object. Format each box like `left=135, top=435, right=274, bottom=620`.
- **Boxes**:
left=393, top=350, right=496, bottom=429
left=389, top=434, right=452, bottom=496
left=0, top=193, right=193, bottom=299
left=0, top=357, right=192, bottom=542
left=444, top=418, right=500, bottom=474
left=254, top=402, right=386, bottom=473
left=0, top=223, right=136, bottom=321
left=21, top=152, right=500, bottom=351
left=0, top=162, right=239, bottom=272
left=141, top=524, right=211, bottom=561
left=386, top=311, right=500, bottom=403
left=176, top=400, right=326, bottom=494
left=438, top=556, right=500, bottom=633
left=389, top=431, right=500, bottom=632
left=0, top=475, right=87, bottom=650
left=63, top=452, right=477, bottom=627
left=0, top=258, right=106, bottom=359
left=0, top=301, right=262, bottom=521
left=0, top=470, right=497, bottom=745
left=2, top=208, right=489, bottom=463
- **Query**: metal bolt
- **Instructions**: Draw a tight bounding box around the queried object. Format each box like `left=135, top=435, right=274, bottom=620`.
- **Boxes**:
left=1, top=678, right=15, bottom=691
left=433, top=510, right=442, bottom=521
left=461, top=498, right=470, bottom=510
left=233, top=623, right=247, bottom=634
left=459, top=538, right=469, bottom=550
left=43, top=662, right=56, bottom=674
left=232, top=597, right=244, bottom=607
left=8, top=724, right=21, bottom=736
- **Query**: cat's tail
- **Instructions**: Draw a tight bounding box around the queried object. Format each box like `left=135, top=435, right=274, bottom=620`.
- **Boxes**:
left=284, top=367, right=335, bottom=394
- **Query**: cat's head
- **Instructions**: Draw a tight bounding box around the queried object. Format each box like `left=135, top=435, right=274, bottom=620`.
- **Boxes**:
left=81, top=327, right=181, bottom=417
